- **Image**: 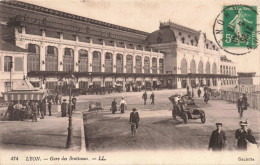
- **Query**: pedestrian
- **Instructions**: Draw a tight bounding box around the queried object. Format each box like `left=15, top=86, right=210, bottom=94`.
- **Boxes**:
left=242, top=93, right=248, bottom=110
left=186, top=86, right=189, bottom=93
left=72, top=95, right=77, bottom=111
left=142, top=91, right=147, bottom=105
left=13, top=100, right=24, bottom=121
left=208, top=123, right=226, bottom=151
left=129, top=108, right=140, bottom=135
left=120, top=97, right=127, bottom=113
left=24, top=101, right=31, bottom=119
left=48, top=99, right=52, bottom=116
left=198, top=88, right=201, bottom=97
left=111, top=99, right=117, bottom=114
left=39, top=100, right=45, bottom=119
left=191, top=87, right=194, bottom=98
left=237, top=95, right=244, bottom=118
left=61, top=99, right=68, bottom=117
left=150, top=92, right=155, bottom=105
left=203, top=91, right=209, bottom=104
left=4, top=101, right=14, bottom=121
left=43, top=98, right=47, bottom=116
left=31, top=101, right=37, bottom=122
left=235, top=120, right=256, bottom=150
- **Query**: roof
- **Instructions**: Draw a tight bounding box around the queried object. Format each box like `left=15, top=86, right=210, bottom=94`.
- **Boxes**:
left=0, top=0, right=149, bottom=36
left=145, top=28, right=176, bottom=44
left=0, top=40, right=28, bottom=52
left=12, top=79, right=37, bottom=91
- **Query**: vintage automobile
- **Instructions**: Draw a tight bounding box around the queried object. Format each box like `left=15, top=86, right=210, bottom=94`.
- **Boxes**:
left=169, top=94, right=206, bottom=124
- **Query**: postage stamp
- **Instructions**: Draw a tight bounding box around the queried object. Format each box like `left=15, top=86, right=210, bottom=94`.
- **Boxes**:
left=213, top=5, right=258, bottom=55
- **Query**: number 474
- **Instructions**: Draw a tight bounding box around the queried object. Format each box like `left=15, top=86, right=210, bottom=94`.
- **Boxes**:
left=11, top=156, right=18, bottom=161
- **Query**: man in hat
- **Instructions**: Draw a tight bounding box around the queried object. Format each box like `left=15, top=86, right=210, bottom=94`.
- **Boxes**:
left=237, top=95, right=245, bottom=118
left=235, top=120, right=253, bottom=150
left=208, top=123, right=226, bottom=151
left=61, top=99, right=68, bottom=117
left=71, top=95, right=77, bottom=111
left=13, top=100, right=24, bottom=121
left=150, top=92, right=155, bottom=106
left=129, top=108, right=140, bottom=135
left=142, top=91, right=147, bottom=105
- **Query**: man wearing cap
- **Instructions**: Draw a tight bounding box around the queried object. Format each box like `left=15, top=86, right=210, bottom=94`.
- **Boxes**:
left=61, top=99, right=68, bottom=117
left=129, top=108, right=140, bottom=134
left=235, top=120, right=253, bottom=150
left=208, top=123, right=226, bottom=151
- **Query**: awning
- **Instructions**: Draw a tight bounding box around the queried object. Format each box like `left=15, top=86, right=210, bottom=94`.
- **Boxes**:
left=1, top=89, right=47, bottom=101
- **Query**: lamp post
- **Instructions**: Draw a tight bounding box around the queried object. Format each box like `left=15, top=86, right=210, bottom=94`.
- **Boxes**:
left=65, top=72, right=76, bottom=149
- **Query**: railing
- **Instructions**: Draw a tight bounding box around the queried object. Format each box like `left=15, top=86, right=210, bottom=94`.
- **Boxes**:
left=220, top=90, right=260, bottom=110
left=228, top=85, right=260, bottom=93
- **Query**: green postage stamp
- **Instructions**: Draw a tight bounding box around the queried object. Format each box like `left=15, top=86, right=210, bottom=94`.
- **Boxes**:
left=214, top=5, right=258, bottom=55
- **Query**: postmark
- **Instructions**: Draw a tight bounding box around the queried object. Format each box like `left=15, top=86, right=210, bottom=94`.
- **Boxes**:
left=213, top=5, right=258, bottom=55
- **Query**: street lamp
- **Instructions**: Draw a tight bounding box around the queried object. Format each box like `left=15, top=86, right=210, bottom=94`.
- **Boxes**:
left=64, top=72, right=76, bottom=149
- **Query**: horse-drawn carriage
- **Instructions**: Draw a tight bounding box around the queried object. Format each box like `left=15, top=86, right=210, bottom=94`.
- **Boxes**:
left=169, top=94, right=206, bottom=124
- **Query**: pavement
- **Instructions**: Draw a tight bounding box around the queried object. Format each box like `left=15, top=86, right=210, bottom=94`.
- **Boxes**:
left=83, top=91, right=260, bottom=151
left=0, top=104, right=83, bottom=151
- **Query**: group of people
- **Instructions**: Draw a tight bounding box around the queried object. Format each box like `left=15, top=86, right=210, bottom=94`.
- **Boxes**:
left=4, top=99, right=52, bottom=122
left=208, top=120, right=257, bottom=151
left=61, top=96, right=77, bottom=117
left=142, top=91, right=155, bottom=105
left=111, top=97, right=127, bottom=114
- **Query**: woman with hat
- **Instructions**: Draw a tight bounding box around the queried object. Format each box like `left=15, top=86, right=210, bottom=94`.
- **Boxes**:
left=235, top=120, right=254, bottom=150
left=61, top=99, right=68, bottom=117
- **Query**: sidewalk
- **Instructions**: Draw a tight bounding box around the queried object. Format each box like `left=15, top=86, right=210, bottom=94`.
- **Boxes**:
left=0, top=105, right=83, bottom=151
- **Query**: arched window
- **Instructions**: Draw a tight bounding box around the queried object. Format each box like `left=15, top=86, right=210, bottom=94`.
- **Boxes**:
left=190, top=60, right=196, bottom=73
left=135, top=56, right=142, bottom=73
left=46, top=46, right=58, bottom=71
left=78, top=49, right=88, bottom=72
left=126, top=55, right=133, bottom=73
left=105, top=52, right=113, bottom=72
left=181, top=59, right=187, bottom=74
left=144, top=56, right=150, bottom=74
left=198, top=61, right=203, bottom=74
left=220, top=65, right=222, bottom=74
left=92, top=51, right=101, bottom=72
left=159, top=58, right=163, bottom=74
left=152, top=57, right=157, bottom=74
left=212, top=62, right=217, bottom=74
left=63, top=48, right=74, bottom=71
left=116, top=53, right=123, bottom=73
left=27, top=44, right=40, bottom=72
left=226, top=66, right=228, bottom=75
left=206, top=62, right=211, bottom=74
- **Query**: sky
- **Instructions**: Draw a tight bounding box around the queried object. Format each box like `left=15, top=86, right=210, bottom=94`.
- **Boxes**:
left=20, top=0, right=260, bottom=75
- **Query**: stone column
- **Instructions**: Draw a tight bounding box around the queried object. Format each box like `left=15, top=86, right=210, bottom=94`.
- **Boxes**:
left=149, top=56, right=152, bottom=74
left=177, top=77, right=182, bottom=88
left=123, top=53, right=126, bottom=73
left=58, top=44, right=63, bottom=71
left=101, top=50, right=105, bottom=72
left=74, top=47, right=79, bottom=72
left=133, top=55, right=136, bottom=73
left=40, top=42, right=46, bottom=71
left=88, top=48, right=93, bottom=72
left=113, top=52, right=116, bottom=73
left=141, top=55, right=144, bottom=73
left=157, top=57, right=160, bottom=74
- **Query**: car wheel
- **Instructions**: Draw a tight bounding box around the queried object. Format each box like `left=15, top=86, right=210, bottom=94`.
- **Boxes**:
left=200, top=111, right=206, bottom=123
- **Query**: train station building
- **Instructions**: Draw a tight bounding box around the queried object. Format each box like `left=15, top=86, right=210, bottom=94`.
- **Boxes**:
left=0, top=0, right=237, bottom=94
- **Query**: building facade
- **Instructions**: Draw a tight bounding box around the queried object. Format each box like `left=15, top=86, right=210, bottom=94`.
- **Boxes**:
left=0, top=0, right=237, bottom=93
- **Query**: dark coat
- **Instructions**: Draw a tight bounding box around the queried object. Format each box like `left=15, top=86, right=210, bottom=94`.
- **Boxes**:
left=235, top=128, right=252, bottom=150
left=150, top=94, right=155, bottom=100
left=130, top=112, right=140, bottom=123
left=61, top=102, right=68, bottom=117
left=209, top=130, right=226, bottom=151
left=142, top=93, right=147, bottom=100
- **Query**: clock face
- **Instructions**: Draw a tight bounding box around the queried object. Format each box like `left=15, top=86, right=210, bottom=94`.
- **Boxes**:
left=213, top=5, right=258, bottom=55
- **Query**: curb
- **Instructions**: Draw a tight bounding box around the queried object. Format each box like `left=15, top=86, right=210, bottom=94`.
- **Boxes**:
left=80, top=112, right=87, bottom=152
